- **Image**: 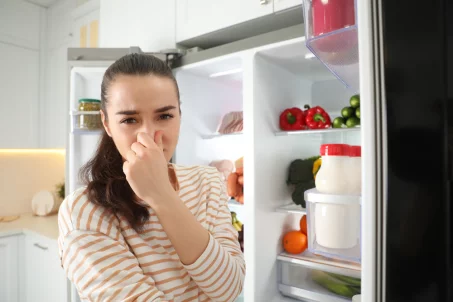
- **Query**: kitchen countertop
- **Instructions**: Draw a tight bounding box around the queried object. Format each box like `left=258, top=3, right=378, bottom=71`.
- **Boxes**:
left=0, top=212, right=59, bottom=240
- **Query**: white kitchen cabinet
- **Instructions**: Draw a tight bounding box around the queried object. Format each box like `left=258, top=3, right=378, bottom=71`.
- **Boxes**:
left=176, top=0, right=274, bottom=43
left=0, top=0, right=44, bottom=149
left=0, top=235, right=20, bottom=302
left=42, top=42, right=72, bottom=149
left=47, top=0, right=76, bottom=50
left=99, top=0, right=175, bottom=52
left=72, top=0, right=100, bottom=48
left=0, top=43, right=40, bottom=149
left=0, top=0, right=42, bottom=50
left=274, top=0, right=302, bottom=12
left=24, top=233, right=69, bottom=302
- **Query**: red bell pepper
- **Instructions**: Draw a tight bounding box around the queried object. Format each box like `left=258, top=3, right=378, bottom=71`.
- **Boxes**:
left=305, top=106, right=332, bottom=129
left=279, top=107, right=305, bottom=131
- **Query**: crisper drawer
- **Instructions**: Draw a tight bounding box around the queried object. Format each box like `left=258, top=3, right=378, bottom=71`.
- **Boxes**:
left=278, top=252, right=361, bottom=302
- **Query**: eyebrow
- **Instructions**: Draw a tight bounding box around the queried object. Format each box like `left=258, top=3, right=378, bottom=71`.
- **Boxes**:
left=155, top=105, right=177, bottom=113
left=116, top=105, right=177, bottom=116
left=116, top=110, right=137, bottom=115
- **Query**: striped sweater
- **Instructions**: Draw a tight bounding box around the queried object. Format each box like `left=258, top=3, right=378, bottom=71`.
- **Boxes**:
left=57, top=164, right=245, bottom=302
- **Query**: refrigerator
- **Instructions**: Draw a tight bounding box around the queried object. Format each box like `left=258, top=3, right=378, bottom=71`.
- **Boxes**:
left=64, top=0, right=453, bottom=302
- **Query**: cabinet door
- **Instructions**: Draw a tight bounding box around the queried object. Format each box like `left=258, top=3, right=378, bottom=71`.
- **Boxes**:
left=0, top=43, right=40, bottom=148
left=73, top=8, right=100, bottom=48
left=0, top=236, right=19, bottom=302
left=176, top=0, right=273, bottom=42
left=274, top=0, right=302, bottom=12
left=24, top=234, right=69, bottom=302
left=42, top=42, right=72, bottom=148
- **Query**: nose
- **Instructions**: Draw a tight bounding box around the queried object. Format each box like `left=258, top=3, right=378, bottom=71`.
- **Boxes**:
left=139, top=120, right=156, bottom=139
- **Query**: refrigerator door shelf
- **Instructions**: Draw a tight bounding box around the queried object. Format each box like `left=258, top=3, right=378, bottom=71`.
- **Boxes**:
left=302, top=0, right=359, bottom=93
left=70, top=110, right=103, bottom=134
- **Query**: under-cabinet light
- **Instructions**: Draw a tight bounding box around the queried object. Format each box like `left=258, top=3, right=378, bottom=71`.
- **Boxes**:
left=305, top=53, right=316, bottom=59
left=0, top=149, right=65, bottom=155
left=209, top=68, right=243, bottom=78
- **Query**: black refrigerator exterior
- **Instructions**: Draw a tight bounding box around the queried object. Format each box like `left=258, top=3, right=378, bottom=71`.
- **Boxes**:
left=380, top=0, right=453, bottom=300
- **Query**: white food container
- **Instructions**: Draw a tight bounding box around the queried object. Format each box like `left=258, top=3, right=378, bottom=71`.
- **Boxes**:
left=315, top=144, right=350, bottom=195
left=305, top=188, right=361, bottom=263
left=348, top=145, right=362, bottom=195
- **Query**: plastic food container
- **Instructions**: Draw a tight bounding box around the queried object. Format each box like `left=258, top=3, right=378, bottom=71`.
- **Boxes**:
left=77, top=98, right=102, bottom=130
left=278, top=257, right=361, bottom=301
left=348, top=145, right=362, bottom=195
left=315, top=144, right=350, bottom=195
left=305, top=188, right=361, bottom=263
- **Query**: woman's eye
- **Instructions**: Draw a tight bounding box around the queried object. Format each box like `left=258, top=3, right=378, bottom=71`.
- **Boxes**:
left=121, top=118, right=137, bottom=124
left=159, top=114, right=174, bottom=120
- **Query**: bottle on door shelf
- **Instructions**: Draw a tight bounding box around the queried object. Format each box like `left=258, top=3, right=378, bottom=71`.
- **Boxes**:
left=315, top=144, right=350, bottom=194
left=348, top=145, right=362, bottom=195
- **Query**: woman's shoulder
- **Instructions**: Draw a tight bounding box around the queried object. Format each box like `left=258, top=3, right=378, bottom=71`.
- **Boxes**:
left=58, top=186, right=120, bottom=237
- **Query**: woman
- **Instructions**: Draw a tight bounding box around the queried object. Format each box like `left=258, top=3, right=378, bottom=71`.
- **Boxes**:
left=58, top=53, right=245, bottom=302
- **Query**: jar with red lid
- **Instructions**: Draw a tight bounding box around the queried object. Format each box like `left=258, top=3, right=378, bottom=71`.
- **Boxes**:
left=315, top=144, right=350, bottom=194
left=348, top=145, right=362, bottom=195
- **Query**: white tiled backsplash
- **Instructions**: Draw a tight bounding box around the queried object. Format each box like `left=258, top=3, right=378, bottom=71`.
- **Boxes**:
left=0, top=149, right=65, bottom=216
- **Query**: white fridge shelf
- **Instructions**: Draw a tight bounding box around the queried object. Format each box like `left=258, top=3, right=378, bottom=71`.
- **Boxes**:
left=276, top=204, right=306, bottom=215
left=275, top=127, right=360, bottom=136
left=201, top=132, right=243, bottom=139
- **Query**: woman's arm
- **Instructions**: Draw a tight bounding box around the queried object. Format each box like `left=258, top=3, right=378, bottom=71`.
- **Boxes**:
left=152, top=171, right=246, bottom=302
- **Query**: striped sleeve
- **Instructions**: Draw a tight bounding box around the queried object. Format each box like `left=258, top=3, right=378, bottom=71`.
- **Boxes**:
left=57, top=189, right=169, bottom=302
left=182, top=171, right=246, bottom=302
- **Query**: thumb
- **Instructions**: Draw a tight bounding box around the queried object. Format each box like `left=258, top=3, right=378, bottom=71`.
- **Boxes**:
left=154, top=131, right=164, bottom=151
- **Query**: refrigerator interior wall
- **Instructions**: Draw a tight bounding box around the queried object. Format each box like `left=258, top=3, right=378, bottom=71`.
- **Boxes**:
left=173, top=37, right=362, bottom=302
left=252, top=39, right=360, bottom=302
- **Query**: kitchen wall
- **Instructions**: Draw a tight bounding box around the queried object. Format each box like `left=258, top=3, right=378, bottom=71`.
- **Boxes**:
left=0, top=150, right=65, bottom=216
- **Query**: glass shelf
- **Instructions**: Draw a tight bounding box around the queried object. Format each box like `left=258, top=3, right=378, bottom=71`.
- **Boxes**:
left=275, top=127, right=360, bottom=136
left=276, top=204, right=306, bottom=215
left=201, top=132, right=243, bottom=139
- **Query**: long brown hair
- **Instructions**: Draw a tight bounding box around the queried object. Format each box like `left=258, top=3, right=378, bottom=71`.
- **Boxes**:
left=79, top=53, right=180, bottom=230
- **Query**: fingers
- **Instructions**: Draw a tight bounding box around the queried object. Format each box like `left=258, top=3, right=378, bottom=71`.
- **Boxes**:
left=154, top=131, right=164, bottom=151
left=131, top=142, right=146, bottom=158
left=125, top=149, right=137, bottom=163
left=122, top=160, right=130, bottom=176
left=137, top=132, right=155, bottom=148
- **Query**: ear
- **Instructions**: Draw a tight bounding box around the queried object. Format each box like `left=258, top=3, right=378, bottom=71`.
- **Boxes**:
left=100, top=110, right=112, bottom=137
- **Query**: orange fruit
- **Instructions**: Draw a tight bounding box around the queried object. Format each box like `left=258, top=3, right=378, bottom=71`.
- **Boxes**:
left=282, top=231, right=308, bottom=254
left=300, top=215, right=308, bottom=235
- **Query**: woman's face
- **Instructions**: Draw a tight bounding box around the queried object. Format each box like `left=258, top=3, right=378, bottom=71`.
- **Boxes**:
left=101, top=74, right=180, bottom=162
